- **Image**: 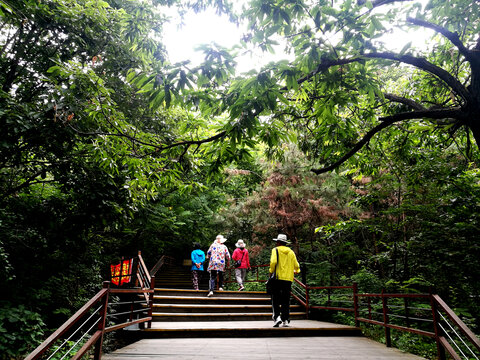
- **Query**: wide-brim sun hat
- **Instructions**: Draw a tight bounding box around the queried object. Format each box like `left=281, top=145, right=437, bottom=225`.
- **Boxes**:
left=235, top=239, right=246, bottom=248
left=216, top=234, right=227, bottom=243
left=273, top=233, right=290, bottom=244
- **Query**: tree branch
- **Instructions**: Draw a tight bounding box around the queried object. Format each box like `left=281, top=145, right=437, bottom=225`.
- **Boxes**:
left=406, top=17, right=475, bottom=63
left=362, top=52, right=474, bottom=103
left=68, top=123, right=227, bottom=152
left=383, top=93, right=426, bottom=111
left=311, top=107, right=464, bottom=174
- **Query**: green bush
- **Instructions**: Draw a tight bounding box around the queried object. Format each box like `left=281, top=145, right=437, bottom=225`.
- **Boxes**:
left=0, top=304, right=45, bottom=360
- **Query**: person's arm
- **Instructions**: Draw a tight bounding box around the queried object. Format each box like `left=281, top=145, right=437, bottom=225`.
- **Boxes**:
left=293, top=254, right=300, bottom=274
left=225, top=247, right=231, bottom=266
left=246, top=250, right=251, bottom=268
left=269, top=248, right=277, bottom=274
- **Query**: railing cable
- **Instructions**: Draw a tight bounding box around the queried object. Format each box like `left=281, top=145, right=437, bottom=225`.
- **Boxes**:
left=438, top=312, right=479, bottom=360
left=58, top=318, right=101, bottom=360
left=45, top=304, right=103, bottom=360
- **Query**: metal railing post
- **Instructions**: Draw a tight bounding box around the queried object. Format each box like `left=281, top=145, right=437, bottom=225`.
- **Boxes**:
left=94, top=281, right=110, bottom=360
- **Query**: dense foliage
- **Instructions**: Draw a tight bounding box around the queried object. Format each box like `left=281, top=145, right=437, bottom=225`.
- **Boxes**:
left=1, top=0, right=479, bottom=358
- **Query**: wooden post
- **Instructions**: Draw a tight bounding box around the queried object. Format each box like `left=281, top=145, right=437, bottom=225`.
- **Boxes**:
left=147, top=276, right=156, bottom=329
left=430, top=293, right=447, bottom=360
left=382, top=289, right=391, bottom=347
left=94, top=281, right=110, bottom=360
left=353, top=282, right=359, bottom=327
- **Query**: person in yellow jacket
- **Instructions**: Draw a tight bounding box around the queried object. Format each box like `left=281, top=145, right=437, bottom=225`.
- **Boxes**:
left=269, top=233, right=300, bottom=327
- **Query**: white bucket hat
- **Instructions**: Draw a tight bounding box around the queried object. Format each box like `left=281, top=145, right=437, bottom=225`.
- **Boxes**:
left=273, top=234, right=290, bottom=244
left=216, top=234, right=227, bottom=243
left=235, top=239, right=246, bottom=248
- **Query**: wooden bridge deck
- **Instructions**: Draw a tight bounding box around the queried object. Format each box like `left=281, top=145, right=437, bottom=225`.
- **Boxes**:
left=103, top=334, right=426, bottom=359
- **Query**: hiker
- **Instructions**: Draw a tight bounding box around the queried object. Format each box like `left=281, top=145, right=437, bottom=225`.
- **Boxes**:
left=191, top=242, right=205, bottom=290
left=206, top=234, right=231, bottom=297
left=269, top=233, right=300, bottom=327
left=232, top=239, right=251, bottom=291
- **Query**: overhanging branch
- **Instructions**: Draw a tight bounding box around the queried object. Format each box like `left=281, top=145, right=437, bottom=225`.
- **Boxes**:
left=406, top=17, right=475, bottom=63
left=384, top=93, right=426, bottom=111
left=311, top=107, right=464, bottom=174
left=362, top=52, right=473, bottom=103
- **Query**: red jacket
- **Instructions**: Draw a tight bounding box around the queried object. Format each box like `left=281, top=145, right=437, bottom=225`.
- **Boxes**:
left=232, top=248, right=250, bottom=269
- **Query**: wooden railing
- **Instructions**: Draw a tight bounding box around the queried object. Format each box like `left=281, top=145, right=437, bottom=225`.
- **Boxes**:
left=224, top=262, right=480, bottom=359
left=292, top=279, right=480, bottom=360
left=26, top=252, right=156, bottom=360
left=149, top=255, right=176, bottom=277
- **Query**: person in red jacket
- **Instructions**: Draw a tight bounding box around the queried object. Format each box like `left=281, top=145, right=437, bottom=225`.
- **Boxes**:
left=232, top=239, right=251, bottom=291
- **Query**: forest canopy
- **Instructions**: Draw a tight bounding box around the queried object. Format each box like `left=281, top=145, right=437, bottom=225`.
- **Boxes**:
left=0, top=0, right=479, bottom=358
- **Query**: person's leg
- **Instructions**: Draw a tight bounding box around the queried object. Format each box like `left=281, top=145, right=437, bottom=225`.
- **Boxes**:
left=279, top=280, right=292, bottom=322
left=218, top=271, right=224, bottom=289
left=240, top=268, right=247, bottom=284
left=198, top=270, right=203, bottom=288
left=235, top=268, right=243, bottom=287
left=209, top=270, right=217, bottom=291
left=271, top=283, right=282, bottom=326
left=192, top=270, right=199, bottom=290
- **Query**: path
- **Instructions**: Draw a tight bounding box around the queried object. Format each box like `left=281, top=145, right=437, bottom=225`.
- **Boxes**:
left=103, top=336, right=426, bottom=359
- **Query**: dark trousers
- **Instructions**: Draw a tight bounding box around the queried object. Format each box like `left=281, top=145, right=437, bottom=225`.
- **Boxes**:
left=209, top=270, right=224, bottom=291
left=271, top=280, right=292, bottom=321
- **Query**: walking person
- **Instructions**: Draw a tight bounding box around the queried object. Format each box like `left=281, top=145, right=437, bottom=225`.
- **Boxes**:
left=232, top=239, right=251, bottom=291
left=190, top=242, right=205, bottom=291
left=206, top=234, right=231, bottom=297
left=269, top=234, right=300, bottom=327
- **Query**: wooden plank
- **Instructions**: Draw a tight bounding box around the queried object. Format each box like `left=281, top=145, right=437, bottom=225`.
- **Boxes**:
left=102, top=336, right=426, bottom=359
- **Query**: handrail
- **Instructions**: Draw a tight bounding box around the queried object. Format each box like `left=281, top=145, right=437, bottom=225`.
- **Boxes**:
left=228, top=263, right=479, bottom=360
left=149, top=255, right=176, bottom=277
left=26, top=283, right=110, bottom=360
left=27, top=251, right=156, bottom=360
left=432, top=294, right=480, bottom=360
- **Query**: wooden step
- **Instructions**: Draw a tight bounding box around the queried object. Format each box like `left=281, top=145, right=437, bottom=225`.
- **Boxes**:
left=151, top=304, right=303, bottom=313
left=153, top=295, right=270, bottom=305
left=140, top=320, right=362, bottom=338
left=154, top=288, right=268, bottom=298
left=151, top=311, right=307, bottom=322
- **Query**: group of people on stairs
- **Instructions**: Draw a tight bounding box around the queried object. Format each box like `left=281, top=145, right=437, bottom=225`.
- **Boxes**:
left=190, top=233, right=300, bottom=328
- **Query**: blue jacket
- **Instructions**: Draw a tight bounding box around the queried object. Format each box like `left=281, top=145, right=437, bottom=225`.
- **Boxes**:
left=191, top=249, right=205, bottom=271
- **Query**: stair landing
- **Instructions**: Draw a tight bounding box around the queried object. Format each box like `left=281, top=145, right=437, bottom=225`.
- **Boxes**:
left=143, top=319, right=362, bottom=338
left=103, top=336, right=426, bottom=359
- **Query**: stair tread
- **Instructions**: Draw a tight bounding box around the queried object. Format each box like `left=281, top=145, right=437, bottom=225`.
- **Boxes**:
left=153, top=295, right=270, bottom=301
left=152, top=312, right=306, bottom=316
left=152, top=304, right=300, bottom=308
left=145, top=320, right=358, bottom=330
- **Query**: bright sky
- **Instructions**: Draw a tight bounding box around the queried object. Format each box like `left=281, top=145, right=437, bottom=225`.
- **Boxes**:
left=162, top=8, right=291, bottom=73
left=163, top=9, right=243, bottom=64
left=162, top=5, right=433, bottom=74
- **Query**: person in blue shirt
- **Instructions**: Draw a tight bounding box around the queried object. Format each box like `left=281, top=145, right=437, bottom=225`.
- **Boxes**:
left=191, top=242, right=206, bottom=290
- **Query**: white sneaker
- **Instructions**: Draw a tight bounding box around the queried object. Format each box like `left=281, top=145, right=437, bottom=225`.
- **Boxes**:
left=238, top=285, right=244, bottom=291
left=207, top=291, right=214, bottom=297
left=273, top=317, right=282, bottom=327
left=282, top=320, right=290, bottom=327
left=219, top=287, right=224, bottom=291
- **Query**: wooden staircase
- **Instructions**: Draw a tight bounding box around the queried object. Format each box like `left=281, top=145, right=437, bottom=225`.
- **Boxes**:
left=151, top=288, right=306, bottom=321
left=138, top=262, right=361, bottom=338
